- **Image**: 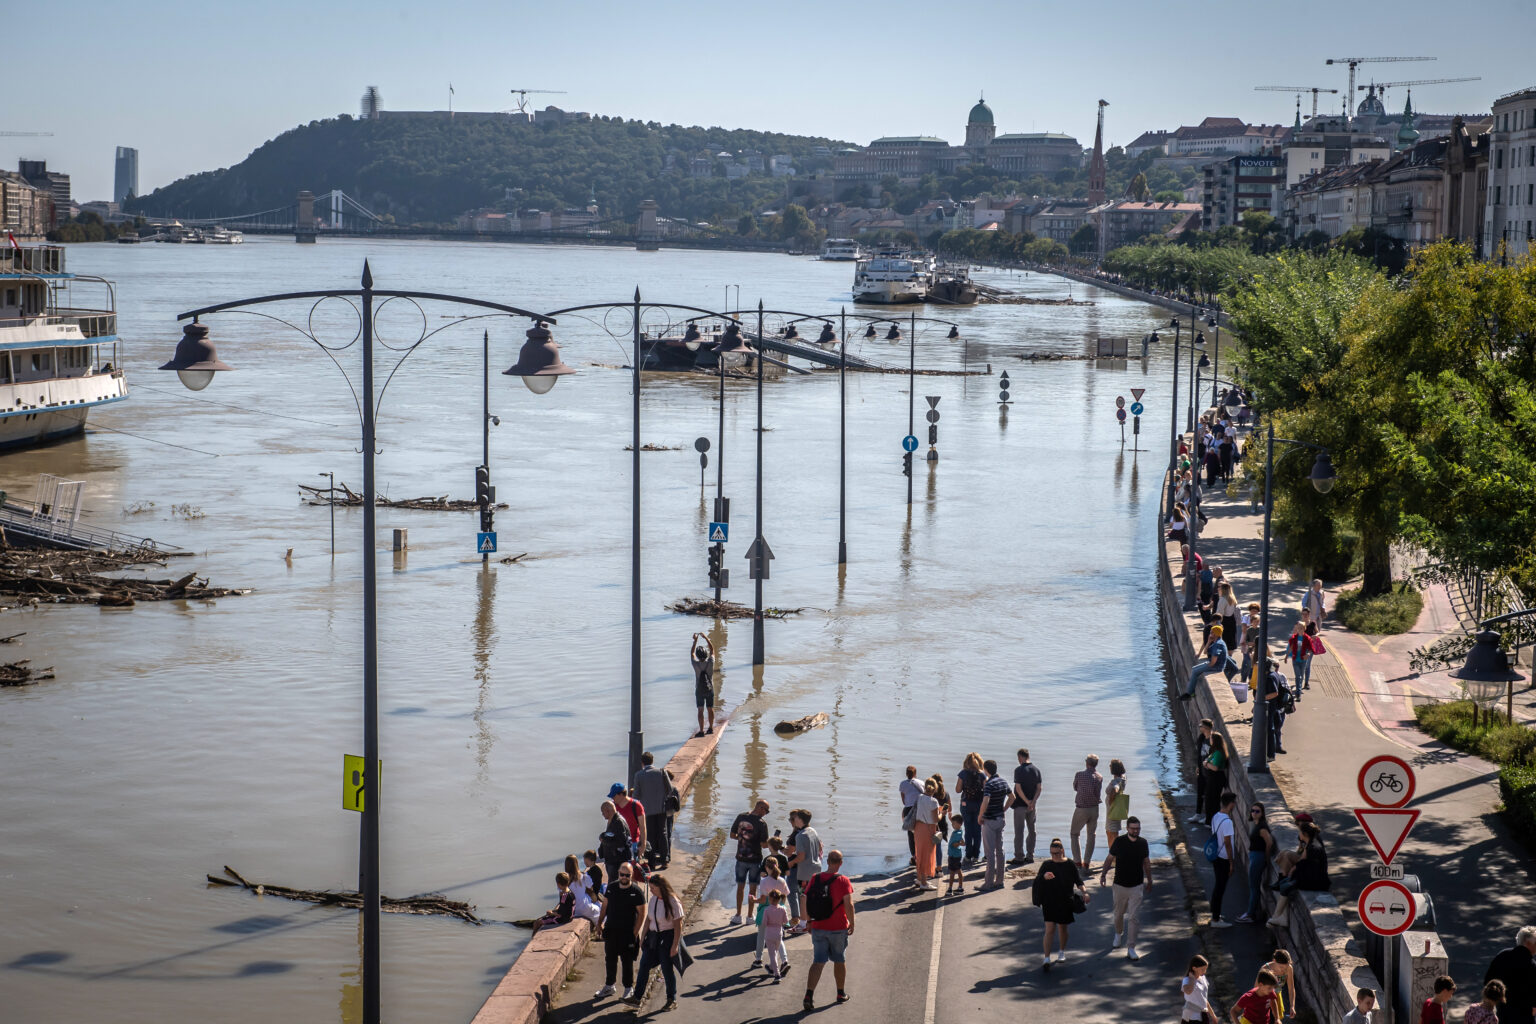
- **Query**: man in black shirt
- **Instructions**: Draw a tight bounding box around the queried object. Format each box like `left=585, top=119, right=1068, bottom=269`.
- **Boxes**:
left=730, top=799, right=771, bottom=926
left=1098, top=815, right=1153, bottom=961
left=1486, top=928, right=1536, bottom=1024
left=595, top=864, right=647, bottom=1001
left=1008, top=747, right=1043, bottom=867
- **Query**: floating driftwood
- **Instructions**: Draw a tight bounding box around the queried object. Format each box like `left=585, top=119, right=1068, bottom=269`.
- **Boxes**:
left=299, top=482, right=508, bottom=513
left=774, top=712, right=829, bottom=735
left=0, top=558, right=246, bottom=604
left=1014, top=352, right=1095, bottom=362
left=207, top=865, right=481, bottom=924
left=497, top=553, right=531, bottom=564
left=851, top=366, right=990, bottom=376
left=0, top=660, right=54, bottom=686
left=668, top=597, right=805, bottom=619
left=623, top=443, right=683, bottom=451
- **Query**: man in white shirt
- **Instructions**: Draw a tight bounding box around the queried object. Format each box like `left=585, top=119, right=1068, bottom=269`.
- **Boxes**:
left=899, top=766, right=922, bottom=866
left=1209, top=791, right=1237, bottom=927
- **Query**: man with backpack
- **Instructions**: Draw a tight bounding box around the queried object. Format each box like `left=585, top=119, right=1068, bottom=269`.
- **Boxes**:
left=1261, top=658, right=1291, bottom=758
left=632, top=752, right=676, bottom=869
left=803, top=849, right=855, bottom=1012
left=598, top=799, right=632, bottom=887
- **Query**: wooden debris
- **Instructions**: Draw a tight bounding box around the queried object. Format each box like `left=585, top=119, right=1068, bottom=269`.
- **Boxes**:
left=623, top=443, right=683, bottom=451
left=667, top=597, right=805, bottom=619
left=774, top=712, right=829, bottom=735
left=0, top=632, right=25, bottom=643
left=1014, top=352, right=1095, bottom=362
left=207, top=865, right=481, bottom=925
left=498, top=553, right=531, bottom=564
left=0, top=660, right=54, bottom=686
left=0, top=550, right=246, bottom=604
left=299, top=482, right=508, bottom=513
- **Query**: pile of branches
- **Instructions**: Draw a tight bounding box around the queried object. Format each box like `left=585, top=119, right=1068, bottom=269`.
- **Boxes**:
left=1015, top=352, right=1095, bottom=362
left=300, top=482, right=507, bottom=513
left=207, top=866, right=481, bottom=924
left=668, top=597, right=805, bottom=619
left=623, top=443, right=683, bottom=452
left=0, top=550, right=247, bottom=605
left=0, top=660, right=54, bottom=686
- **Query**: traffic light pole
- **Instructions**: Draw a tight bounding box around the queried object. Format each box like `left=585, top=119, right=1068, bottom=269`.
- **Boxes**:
left=481, top=329, right=492, bottom=563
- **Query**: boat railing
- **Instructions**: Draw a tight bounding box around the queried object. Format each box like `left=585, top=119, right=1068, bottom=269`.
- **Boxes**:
left=0, top=246, right=65, bottom=275
left=50, top=309, right=118, bottom=338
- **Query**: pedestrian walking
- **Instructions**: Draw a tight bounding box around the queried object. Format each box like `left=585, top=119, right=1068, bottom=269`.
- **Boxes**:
left=1209, top=791, right=1237, bottom=927
left=1484, top=928, right=1536, bottom=1024
left=1422, top=976, right=1457, bottom=1024
left=1104, top=758, right=1130, bottom=852
left=729, top=799, right=770, bottom=926
left=1301, top=580, right=1326, bottom=627
left=912, top=778, right=941, bottom=891
left=1190, top=720, right=1215, bottom=825
left=1230, top=969, right=1282, bottom=1024
left=1201, top=733, right=1230, bottom=825
left=1285, top=620, right=1312, bottom=695
left=1032, top=838, right=1087, bottom=969
left=595, top=862, right=646, bottom=1001
left=690, top=633, right=716, bottom=737
left=957, top=753, right=986, bottom=864
left=945, top=814, right=966, bottom=894
left=1343, top=988, right=1378, bottom=1024
left=979, top=759, right=1010, bottom=890
left=1009, top=748, right=1043, bottom=867
left=803, top=849, right=855, bottom=1012
left=1260, top=950, right=1297, bottom=1019
left=1203, top=444, right=1222, bottom=487
left=753, top=857, right=789, bottom=969
left=625, top=874, right=688, bottom=1011
left=598, top=800, right=632, bottom=888
left=632, top=752, right=674, bottom=869
left=1181, top=624, right=1230, bottom=700
left=1098, top=815, right=1151, bottom=960
left=785, top=809, right=822, bottom=934
left=762, top=890, right=790, bottom=981
left=1465, top=980, right=1506, bottom=1024
left=1238, top=801, right=1276, bottom=924
left=608, top=783, right=648, bottom=865
left=1181, top=955, right=1215, bottom=1024
left=899, top=765, right=922, bottom=866
left=1069, top=754, right=1103, bottom=870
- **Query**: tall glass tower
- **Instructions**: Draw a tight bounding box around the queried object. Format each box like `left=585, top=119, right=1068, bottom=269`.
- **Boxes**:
left=114, top=147, right=138, bottom=204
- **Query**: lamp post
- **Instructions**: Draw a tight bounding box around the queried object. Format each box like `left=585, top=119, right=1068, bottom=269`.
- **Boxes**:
left=1452, top=613, right=1532, bottom=725
left=319, top=470, right=335, bottom=556
left=1187, top=325, right=1204, bottom=433
left=711, top=322, right=755, bottom=605
left=753, top=300, right=767, bottom=665
left=1251, top=425, right=1337, bottom=773
left=1207, top=302, right=1222, bottom=408
left=1165, top=317, right=1182, bottom=515
left=161, top=262, right=557, bottom=1024
left=838, top=310, right=848, bottom=564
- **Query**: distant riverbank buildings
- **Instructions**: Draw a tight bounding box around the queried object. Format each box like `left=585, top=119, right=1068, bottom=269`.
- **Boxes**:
left=832, top=98, right=1082, bottom=197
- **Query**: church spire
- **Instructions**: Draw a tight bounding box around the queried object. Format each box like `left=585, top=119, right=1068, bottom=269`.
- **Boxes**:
left=1088, top=99, right=1108, bottom=205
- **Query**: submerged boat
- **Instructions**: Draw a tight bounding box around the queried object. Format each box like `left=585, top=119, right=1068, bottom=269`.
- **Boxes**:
left=641, top=322, right=756, bottom=372
left=0, top=245, right=128, bottom=450
left=852, top=249, right=933, bottom=304
left=927, top=264, right=979, bottom=305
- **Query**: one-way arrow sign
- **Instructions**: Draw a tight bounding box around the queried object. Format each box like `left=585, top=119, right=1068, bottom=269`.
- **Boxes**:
left=744, top=537, right=775, bottom=580
left=1354, top=808, right=1420, bottom=865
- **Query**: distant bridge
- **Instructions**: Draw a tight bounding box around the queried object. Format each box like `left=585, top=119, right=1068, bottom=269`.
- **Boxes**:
left=180, top=189, right=386, bottom=234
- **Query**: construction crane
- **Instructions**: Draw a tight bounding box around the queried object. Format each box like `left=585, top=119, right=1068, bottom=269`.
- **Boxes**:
left=1359, top=76, right=1481, bottom=103
left=508, top=88, right=567, bottom=114
left=0, top=131, right=53, bottom=137
left=1326, top=57, right=1434, bottom=118
left=1254, top=86, right=1339, bottom=118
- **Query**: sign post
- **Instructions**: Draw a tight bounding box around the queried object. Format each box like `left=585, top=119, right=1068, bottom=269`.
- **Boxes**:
left=1355, top=754, right=1419, bottom=1024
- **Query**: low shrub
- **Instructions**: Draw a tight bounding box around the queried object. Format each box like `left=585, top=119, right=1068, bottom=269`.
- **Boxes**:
left=1335, top=583, right=1423, bottom=635
left=1500, top=765, right=1536, bottom=847
left=1415, top=700, right=1536, bottom=765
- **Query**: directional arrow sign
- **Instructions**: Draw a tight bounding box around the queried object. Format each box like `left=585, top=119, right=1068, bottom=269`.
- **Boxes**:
left=1354, top=808, right=1420, bottom=865
left=745, top=537, right=775, bottom=579
left=1129, top=402, right=1145, bottom=416
left=1130, top=388, right=1146, bottom=402
left=902, top=434, right=919, bottom=452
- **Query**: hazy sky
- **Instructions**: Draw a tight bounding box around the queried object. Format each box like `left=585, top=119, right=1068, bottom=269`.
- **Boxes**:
left=11, top=0, right=1530, bottom=202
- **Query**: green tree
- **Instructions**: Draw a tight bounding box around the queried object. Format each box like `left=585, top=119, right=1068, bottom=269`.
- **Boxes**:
left=1068, top=223, right=1097, bottom=255
left=737, top=213, right=757, bottom=236
left=1127, top=172, right=1150, bottom=201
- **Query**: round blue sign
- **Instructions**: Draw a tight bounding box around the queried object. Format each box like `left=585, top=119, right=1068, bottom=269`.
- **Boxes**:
left=902, top=434, right=919, bottom=452
left=1116, top=409, right=1127, bottom=422
left=1129, top=402, right=1145, bottom=416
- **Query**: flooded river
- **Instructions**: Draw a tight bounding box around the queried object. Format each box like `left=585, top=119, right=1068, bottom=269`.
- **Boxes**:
left=0, top=238, right=1189, bottom=1022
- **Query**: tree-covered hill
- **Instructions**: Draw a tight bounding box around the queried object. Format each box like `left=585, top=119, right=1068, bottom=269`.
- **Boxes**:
left=130, top=114, right=851, bottom=226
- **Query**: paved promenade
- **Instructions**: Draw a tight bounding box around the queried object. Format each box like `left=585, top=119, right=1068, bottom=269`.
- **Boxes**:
left=1186, top=474, right=1536, bottom=977
left=548, top=860, right=1198, bottom=1022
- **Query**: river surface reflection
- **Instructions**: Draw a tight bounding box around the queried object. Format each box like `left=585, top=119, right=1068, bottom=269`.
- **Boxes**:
left=0, top=238, right=1187, bottom=1023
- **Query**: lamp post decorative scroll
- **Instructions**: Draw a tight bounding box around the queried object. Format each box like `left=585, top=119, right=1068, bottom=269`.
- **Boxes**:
left=161, top=262, right=557, bottom=1024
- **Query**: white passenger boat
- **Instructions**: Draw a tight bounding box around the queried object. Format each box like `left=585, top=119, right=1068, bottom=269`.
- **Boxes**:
left=0, top=245, right=128, bottom=450
left=852, top=249, right=933, bottom=304
left=821, top=238, right=863, bottom=261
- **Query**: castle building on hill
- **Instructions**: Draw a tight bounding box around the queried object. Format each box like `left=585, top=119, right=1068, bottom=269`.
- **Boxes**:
left=832, top=97, right=1082, bottom=196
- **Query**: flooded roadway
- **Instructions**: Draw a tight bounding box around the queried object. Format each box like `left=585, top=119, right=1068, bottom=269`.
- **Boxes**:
left=0, top=238, right=1186, bottom=1022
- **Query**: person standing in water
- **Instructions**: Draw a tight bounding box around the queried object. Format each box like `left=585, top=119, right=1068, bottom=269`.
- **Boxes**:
left=690, top=633, right=716, bottom=737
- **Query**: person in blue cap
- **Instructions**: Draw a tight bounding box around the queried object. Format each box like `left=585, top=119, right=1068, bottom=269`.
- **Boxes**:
left=608, top=782, right=647, bottom=864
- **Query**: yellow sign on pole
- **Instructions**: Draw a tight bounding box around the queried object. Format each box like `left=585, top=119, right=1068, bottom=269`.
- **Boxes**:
left=343, top=754, right=377, bottom=812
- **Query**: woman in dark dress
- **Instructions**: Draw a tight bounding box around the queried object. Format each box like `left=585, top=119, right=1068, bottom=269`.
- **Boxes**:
left=1032, top=838, right=1087, bottom=969
left=1201, top=733, right=1230, bottom=825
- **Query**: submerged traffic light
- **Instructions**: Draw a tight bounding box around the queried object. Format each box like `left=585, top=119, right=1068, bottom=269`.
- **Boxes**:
left=475, top=465, right=493, bottom=507
left=708, top=543, right=723, bottom=587
left=902, top=451, right=913, bottom=478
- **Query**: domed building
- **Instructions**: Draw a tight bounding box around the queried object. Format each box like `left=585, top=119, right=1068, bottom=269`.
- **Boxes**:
left=965, top=97, right=996, bottom=150
left=1356, top=84, right=1387, bottom=132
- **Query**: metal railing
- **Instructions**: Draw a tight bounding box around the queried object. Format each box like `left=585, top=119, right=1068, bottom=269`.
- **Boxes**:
left=0, top=247, right=65, bottom=274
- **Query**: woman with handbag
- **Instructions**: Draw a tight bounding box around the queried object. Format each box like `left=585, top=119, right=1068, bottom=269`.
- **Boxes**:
left=624, top=874, right=686, bottom=1011
left=1032, top=837, right=1087, bottom=969
left=1201, top=734, right=1229, bottom=826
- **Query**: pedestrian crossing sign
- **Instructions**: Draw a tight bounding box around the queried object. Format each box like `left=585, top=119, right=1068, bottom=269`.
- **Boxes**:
left=709, top=522, right=728, bottom=543
left=477, top=532, right=497, bottom=553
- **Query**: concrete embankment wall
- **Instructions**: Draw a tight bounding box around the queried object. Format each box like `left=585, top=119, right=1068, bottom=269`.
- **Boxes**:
left=470, top=718, right=730, bottom=1024
left=1157, top=487, right=1364, bottom=1023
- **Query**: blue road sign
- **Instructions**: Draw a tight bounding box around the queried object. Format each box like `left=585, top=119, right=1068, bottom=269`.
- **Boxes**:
left=1129, top=401, right=1145, bottom=416
left=477, top=532, right=497, bottom=553
left=902, top=434, right=919, bottom=452
left=709, top=522, right=729, bottom=543
left=1116, top=409, right=1127, bottom=422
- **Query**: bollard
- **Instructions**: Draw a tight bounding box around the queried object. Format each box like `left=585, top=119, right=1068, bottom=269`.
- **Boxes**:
left=392, top=528, right=407, bottom=551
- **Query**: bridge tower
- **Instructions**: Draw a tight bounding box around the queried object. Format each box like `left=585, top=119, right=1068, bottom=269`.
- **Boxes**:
left=296, top=190, right=317, bottom=243
left=636, top=199, right=659, bottom=251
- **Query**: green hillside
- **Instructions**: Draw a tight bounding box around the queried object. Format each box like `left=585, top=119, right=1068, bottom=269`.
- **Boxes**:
left=130, top=114, right=849, bottom=227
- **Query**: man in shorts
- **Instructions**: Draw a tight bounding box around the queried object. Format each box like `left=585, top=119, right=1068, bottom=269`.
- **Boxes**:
left=804, top=849, right=855, bottom=1012
left=729, top=798, right=770, bottom=925
left=691, top=633, right=716, bottom=737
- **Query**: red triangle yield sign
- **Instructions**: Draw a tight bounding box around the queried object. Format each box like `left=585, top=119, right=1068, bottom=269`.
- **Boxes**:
left=1354, top=808, right=1420, bottom=865
left=1130, top=388, right=1146, bottom=402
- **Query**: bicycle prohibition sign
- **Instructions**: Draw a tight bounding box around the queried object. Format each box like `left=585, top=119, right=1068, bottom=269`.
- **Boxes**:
left=1358, top=754, right=1416, bottom=809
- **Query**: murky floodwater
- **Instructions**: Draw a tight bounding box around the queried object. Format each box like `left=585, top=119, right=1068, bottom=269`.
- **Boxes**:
left=0, top=238, right=1189, bottom=1022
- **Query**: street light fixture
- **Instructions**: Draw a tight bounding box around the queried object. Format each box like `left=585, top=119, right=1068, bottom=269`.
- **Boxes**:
left=160, top=321, right=232, bottom=391
left=503, top=321, right=575, bottom=393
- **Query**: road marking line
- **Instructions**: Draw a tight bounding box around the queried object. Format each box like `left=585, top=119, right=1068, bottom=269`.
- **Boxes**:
left=1372, top=670, right=1393, bottom=703
left=923, top=887, right=945, bottom=1024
